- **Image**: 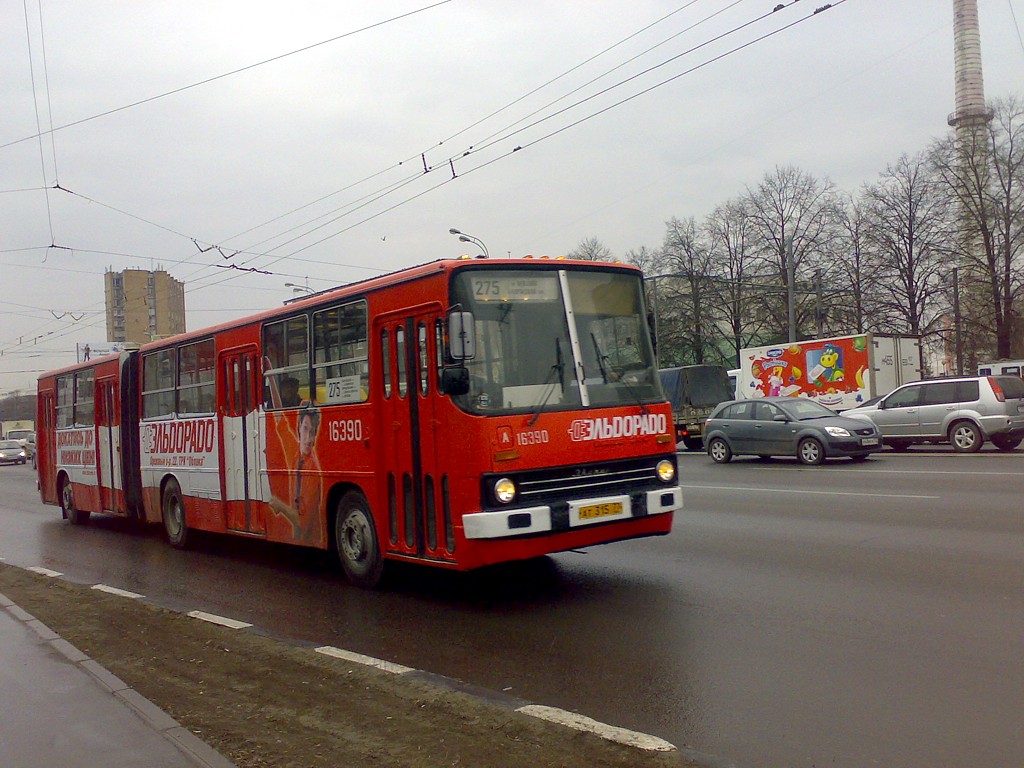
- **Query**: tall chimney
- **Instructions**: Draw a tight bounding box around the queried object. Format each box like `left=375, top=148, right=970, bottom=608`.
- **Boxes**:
left=948, top=0, right=992, bottom=130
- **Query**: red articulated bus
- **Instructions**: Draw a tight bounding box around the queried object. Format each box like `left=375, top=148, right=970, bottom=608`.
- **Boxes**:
left=37, top=258, right=681, bottom=587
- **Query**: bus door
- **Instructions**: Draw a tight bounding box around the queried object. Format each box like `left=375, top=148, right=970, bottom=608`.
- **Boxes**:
left=220, top=348, right=265, bottom=534
left=95, top=377, right=119, bottom=512
left=39, top=390, right=57, bottom=504
left=378, top=312, right=446, bottom=559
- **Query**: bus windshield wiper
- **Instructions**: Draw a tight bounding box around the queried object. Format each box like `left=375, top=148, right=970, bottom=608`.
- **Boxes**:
left=590, top=333, right=610, bottom=383
left=528, top=340, right=565, bottom=426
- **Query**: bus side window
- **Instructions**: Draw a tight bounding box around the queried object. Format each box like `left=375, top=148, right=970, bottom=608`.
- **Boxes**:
left=263, top=316, right=310, bottom=408
left=396, top=326, right=408, bottom=398
left=381, top=328, right=392, bottom=398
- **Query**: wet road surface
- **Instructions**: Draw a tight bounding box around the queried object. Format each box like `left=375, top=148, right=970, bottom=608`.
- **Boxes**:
left=2, top=451, right=1022, bottom=768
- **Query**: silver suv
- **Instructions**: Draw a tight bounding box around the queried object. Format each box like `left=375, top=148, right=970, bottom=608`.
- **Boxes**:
left=843, top=375, right=1024, bottom=452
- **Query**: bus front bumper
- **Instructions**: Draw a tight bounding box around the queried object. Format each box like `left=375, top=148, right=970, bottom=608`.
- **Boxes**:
left=462, top=486, right=682, bottom=540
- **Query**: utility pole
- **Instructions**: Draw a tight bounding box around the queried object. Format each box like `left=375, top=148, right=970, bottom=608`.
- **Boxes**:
left=785, top=235, right=796, bottom=342
left=953, top=267, right=963, bottom=374
left=815, top=269, right=823, bottom=336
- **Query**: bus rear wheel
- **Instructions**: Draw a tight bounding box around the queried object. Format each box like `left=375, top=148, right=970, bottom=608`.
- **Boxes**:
left=60, top=476, right=90, bottom=525
left=334, top=491, right=383, bottom=589
left=162, top=479, right=190, bottom=548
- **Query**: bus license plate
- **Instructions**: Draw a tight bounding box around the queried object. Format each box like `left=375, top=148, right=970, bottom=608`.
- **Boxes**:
left=578, top=502, right=623, bottom=520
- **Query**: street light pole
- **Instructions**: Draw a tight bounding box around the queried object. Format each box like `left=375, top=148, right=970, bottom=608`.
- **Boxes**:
left=448, top=228, right=489, bottom=258
left=285, top=280, right=314, bottom=295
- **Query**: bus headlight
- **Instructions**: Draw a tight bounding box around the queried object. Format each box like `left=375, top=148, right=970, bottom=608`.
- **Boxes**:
left=494, top=477, right=516, bottom=504
left=656, top=459, right=675, bottom=483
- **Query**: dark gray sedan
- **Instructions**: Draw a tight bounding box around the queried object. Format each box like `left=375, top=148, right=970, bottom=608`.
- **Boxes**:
left=704, top=397, right=882, bottom=465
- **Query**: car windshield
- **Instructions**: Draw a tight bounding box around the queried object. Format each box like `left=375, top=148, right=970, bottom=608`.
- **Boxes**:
left=449, top=267, right=662, bottom=415
left=0, top=440, right=20, bottom=449
left=780, top=399, right=838, bottom=420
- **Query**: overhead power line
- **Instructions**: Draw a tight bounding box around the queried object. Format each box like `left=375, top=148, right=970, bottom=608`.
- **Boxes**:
left=0, top=0, right=455, bottom=152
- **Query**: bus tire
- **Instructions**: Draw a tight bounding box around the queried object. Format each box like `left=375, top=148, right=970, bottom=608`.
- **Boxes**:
left=60, top=476, right=90, bottom=525
left=162, top=478, right=190, bottom=549
left=334, top=491, right=383, bottom=589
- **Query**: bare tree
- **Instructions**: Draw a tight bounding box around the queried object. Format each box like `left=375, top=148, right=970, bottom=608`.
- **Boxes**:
left=624, top=245, right=664, bottom=275
left=831, top=193, right=888, bottom=333
left=931, top=96, right=1024, bottom=359
left=704, top=197, right=764, bottom=366
left=656, top=217, right=721, bottom=365
left=862, top=152, right=951, bottom=337
left=567, top=236, right=612, bottom=262
left=743, top=165, right=840, bottom=341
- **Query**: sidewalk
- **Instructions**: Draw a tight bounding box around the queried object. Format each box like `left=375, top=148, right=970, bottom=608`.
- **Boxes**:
left=0, top=591, right=234, bottom=768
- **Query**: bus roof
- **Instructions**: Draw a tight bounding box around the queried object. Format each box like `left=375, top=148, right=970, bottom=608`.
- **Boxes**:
left=133, top=257, right=640, bottom=354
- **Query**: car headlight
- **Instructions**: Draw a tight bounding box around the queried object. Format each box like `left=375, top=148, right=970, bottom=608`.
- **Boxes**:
left=656, top=459, right=675, bottom=483
left=824, top=426, right=851, bottom=437
left=494, top=477, right=516, bottom=504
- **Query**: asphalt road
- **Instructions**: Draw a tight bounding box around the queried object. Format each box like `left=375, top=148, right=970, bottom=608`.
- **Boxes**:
left=1, top=449, right=1022, bottom=768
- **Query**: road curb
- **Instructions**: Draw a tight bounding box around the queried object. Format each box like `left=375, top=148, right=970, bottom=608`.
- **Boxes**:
left=4, top=563, right=742, bottom=768
left=0, top=589, right=237, bottom=768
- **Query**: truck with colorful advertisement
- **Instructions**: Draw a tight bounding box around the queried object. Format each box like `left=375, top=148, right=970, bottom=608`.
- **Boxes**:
left=735, top=333, right=922, bottom=411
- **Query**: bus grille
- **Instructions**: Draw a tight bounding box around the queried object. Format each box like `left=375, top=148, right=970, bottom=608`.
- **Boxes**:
left=482, top=456, right=670, bottom=510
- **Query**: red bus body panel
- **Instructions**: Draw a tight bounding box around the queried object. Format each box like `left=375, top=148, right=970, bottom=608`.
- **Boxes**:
left=37, top=259, right=678, bottom=576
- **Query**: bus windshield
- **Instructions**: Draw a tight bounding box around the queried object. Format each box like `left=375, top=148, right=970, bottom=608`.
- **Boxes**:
left=450, top=267, right=661, bottom=415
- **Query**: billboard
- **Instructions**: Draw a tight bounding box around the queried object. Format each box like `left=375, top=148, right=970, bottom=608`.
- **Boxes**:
left=77, top=343, right=124, bottom=363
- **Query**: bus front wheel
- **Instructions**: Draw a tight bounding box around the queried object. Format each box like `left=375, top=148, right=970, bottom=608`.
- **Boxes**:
left=60, top=476, right=90, bottom=525
left=162, top=479, right=190, bottom=549
left=334, top=491, right=383, bottom=589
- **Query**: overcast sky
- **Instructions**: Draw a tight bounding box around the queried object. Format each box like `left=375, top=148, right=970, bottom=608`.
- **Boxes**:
left=2, top=0, right=1022, bottom=395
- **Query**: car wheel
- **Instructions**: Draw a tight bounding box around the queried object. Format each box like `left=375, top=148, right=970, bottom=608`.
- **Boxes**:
left=887, top=439, right=912, bottom=452
left=707, top=437, right=732, bottom=464
left=949, top=421, right=982, bottom=453
left=60, top=476, right=90, bottom=525
left=849, top=454, right=870, bottom=462
left=991, top=434, right=1021, bottom=452
left=798, top=437, right=825, bottom=465
left=681, top=436, right=703, bottom=451
left=335, top=491, right=384, bottom=589
left=162, top=479, right=190, bottom=548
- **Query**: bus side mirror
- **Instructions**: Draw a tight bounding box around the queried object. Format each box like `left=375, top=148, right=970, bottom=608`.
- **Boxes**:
left=448, top=311, right=476, bottom=360
left=440, top=367, right=470, bottom=396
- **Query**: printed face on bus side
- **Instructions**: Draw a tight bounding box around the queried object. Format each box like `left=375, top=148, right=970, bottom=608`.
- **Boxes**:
left=298, top=413, right=317, bottom=457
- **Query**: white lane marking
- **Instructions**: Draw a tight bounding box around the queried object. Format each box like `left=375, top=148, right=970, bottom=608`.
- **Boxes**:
left=92, top=584, right=143, bottom=599
left=187, top=610, right=252, bottom=630
left=314, top=646, right=414, bottom=675
left=27, top=566, right=63, bottom=577
left=683, top=484, right=940, bottom=499
left=516, top=704, right=676, bottom=752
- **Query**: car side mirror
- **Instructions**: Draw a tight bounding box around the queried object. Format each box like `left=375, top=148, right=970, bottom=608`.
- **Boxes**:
left=773, top=414, right=788, bottom=423
left=440, top=367, right=470, bottom=396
